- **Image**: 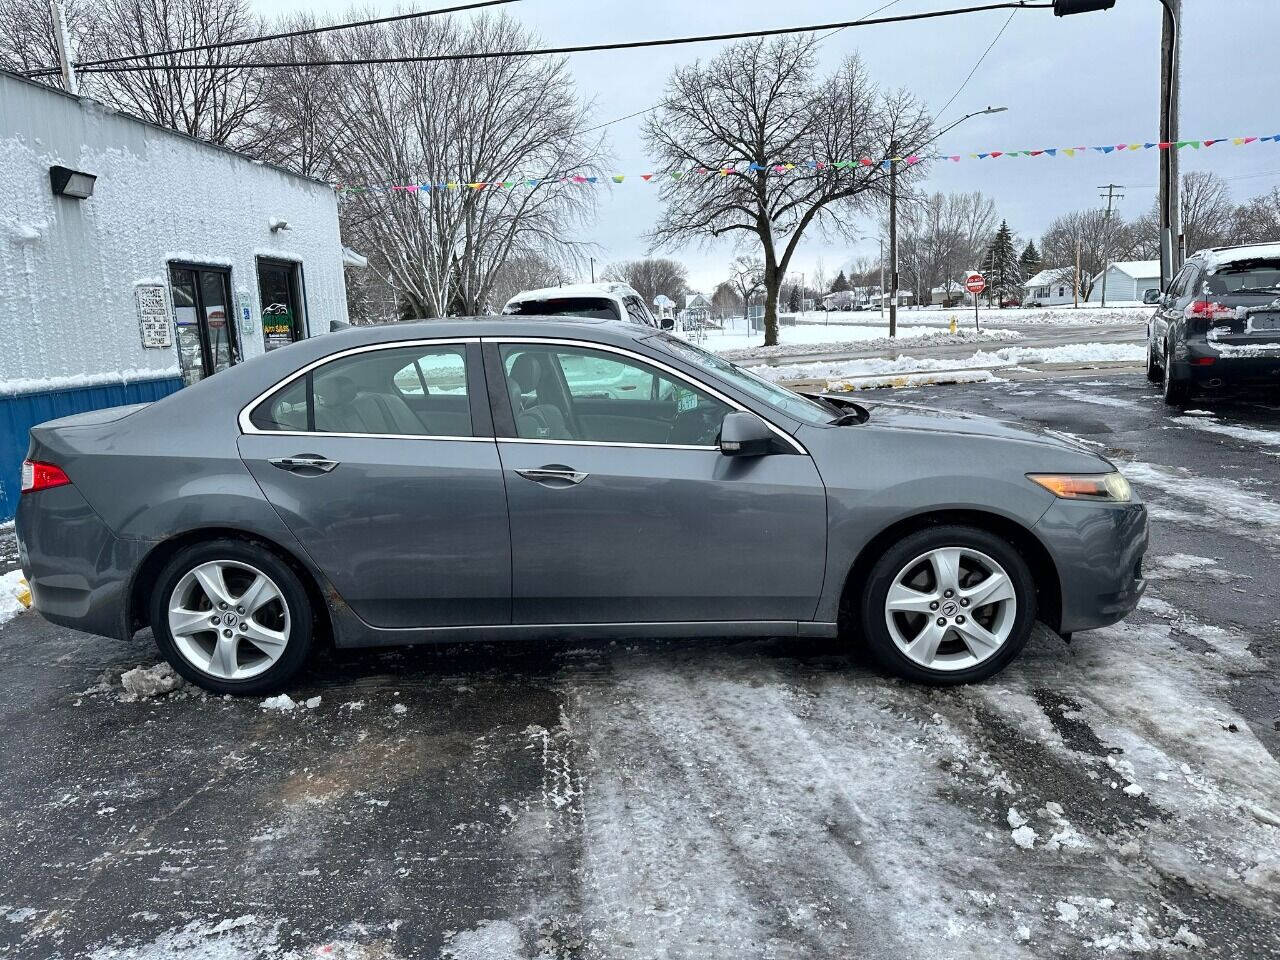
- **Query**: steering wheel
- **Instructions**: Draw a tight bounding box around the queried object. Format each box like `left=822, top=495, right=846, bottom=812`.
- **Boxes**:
left=667, top=402, right=724, bottom=446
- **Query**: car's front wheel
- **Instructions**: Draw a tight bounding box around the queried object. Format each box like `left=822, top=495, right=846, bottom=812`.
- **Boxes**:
left=858, top=525, right=1037, bottom=685
left=150, top=539, right=314, bottom=695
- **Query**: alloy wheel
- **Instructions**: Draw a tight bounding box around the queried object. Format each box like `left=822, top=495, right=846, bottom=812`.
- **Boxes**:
left=167, top=560, right=291, bottom=680
left=883, top=547, right=1018, bottom=671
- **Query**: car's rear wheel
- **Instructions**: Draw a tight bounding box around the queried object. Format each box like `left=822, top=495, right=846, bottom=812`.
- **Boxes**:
left=857, top=525, right=1037, bottom=685
left=1162, top=337, right=1192, bottom=406
left=150, top=539, right=313, bottom=695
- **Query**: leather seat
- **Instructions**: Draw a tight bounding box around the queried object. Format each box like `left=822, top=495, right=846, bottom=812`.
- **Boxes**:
left=507, top=353, right=573, bottom=440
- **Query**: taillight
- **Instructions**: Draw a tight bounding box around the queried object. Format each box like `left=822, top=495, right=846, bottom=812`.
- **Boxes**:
left=1184, top=300, right=1237, bottom=322
left=20, top=459, right=71, bottom=494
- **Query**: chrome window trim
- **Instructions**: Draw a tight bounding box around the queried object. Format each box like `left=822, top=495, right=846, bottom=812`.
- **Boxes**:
left=237, top=337, right=480, bottom=437
left=487, top=336, right=809, bottom=455
left=499, top=437, right=719, bottom=452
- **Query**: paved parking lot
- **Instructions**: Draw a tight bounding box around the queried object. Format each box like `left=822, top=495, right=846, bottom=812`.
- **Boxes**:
left=2, top=372, right=1279, bottom=959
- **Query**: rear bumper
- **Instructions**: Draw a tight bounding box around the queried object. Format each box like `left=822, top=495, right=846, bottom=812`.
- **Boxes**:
left=15, top=486, right=151, bottom=641
left=1182, top=339, right=1280, bottom=385
left=1033, top=499, right=1148, bottom=634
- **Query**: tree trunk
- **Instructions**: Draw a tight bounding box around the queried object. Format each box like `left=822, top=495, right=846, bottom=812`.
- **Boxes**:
left=763, top=267, right=781, bottom=347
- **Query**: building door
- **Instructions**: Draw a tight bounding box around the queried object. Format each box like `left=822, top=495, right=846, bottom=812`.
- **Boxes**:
left=257, top=258, right=306, bottom=351
left=170, top=264, right=238, bottom=386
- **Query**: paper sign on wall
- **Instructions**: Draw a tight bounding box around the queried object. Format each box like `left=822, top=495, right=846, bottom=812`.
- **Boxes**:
left=134, top=283, right=172, bottom=348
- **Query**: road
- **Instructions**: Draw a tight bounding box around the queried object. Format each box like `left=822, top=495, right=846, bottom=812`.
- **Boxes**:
left=1, top=372, right=1278, bottom=959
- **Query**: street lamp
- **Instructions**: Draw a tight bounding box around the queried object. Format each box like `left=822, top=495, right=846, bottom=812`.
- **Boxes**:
left=887, top=106, right=1008, bottom=338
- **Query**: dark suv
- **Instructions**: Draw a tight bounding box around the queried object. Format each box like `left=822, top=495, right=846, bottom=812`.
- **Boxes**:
left=1148, top=243, right=1280, bottom=404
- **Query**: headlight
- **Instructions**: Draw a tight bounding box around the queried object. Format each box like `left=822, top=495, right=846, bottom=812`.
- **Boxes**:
left=1027, top=472, right=1132, bottom=502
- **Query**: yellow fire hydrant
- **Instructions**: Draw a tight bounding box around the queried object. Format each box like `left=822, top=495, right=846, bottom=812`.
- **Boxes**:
left=948, top=316, right=958, bottom=335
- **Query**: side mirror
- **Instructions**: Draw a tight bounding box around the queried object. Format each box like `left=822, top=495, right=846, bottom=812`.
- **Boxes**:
left=719, top=411, right=775, bottom=457
left=1142, top=289, right=1162, bottom=306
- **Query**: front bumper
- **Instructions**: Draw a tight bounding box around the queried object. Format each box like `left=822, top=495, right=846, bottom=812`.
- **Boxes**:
left=1032, top=498, right=1148, bottom=634
left=15, top=485, right=152, bottom=641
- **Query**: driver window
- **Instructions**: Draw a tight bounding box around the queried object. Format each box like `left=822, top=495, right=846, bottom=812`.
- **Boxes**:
left=500, top=344, right=731, bottom=446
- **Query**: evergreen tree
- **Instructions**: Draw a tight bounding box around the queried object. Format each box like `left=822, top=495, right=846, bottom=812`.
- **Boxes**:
left=984, top=221, right=1021, bottom=307
left=787, top=284, right=802, bottom=312
left=1019, top=240, right=1041, bottom=277
left=830, top=270, right=851, bottom=293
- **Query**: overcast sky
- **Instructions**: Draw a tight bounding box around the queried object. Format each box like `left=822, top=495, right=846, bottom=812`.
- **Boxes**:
left=255, top=0, right=1280, bottom=292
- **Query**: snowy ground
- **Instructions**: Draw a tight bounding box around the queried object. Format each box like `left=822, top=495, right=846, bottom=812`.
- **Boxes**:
left=2, top=374, right=1279, bottom=959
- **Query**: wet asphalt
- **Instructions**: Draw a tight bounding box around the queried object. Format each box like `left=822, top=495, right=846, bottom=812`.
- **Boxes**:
left=1, top=370, right=1278, bottom=959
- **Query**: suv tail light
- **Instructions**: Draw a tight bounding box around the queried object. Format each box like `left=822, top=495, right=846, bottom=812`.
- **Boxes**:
left=21, top=459, right=71, bottom=494
left=1184, top=300, right=1237, bottom=321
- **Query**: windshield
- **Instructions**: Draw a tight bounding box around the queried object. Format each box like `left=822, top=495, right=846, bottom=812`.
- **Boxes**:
left=648, top=333, right=838, bottom=426
left=503, top=296, right=621, bottom=321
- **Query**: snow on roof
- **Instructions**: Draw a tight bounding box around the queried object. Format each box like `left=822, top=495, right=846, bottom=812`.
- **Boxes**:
left=1022, top=268, right=1070, bottom=287
left=1196, top=242, right=1280, bottom=269
left=1106, top=260, right=1162, bottom=279
left=685, top=293, right=710, bottom=307
left=509, top=281, right=638, bottom=302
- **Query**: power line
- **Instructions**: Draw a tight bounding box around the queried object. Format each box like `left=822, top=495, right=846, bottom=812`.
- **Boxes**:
left=65, top=3, right=1056, bottom=74
left=932, top=6, right=1018, bottom=123
left=22, top=0, right=520, bottom=78
left=574, top=0, right=908, bottom=140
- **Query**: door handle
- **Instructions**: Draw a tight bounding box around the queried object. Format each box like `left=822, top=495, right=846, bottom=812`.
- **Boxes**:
left=269, top=455, right=340, bottom=474
left=516, top=467, right=588, bottom=486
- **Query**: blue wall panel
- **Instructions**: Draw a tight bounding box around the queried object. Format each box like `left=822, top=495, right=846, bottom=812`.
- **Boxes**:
left=1, top=377, right=183, bottom=522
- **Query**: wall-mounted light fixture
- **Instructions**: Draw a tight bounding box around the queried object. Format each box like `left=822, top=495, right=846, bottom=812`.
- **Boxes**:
left=49, top=165, right=96, bottom=200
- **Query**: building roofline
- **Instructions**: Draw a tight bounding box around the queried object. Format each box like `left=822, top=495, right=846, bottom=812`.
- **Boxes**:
left=0, top=67, right=333, bottom=191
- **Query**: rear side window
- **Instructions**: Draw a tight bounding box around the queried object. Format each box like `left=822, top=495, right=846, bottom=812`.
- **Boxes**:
left=503, top=297, right=621, bottom=321
left=248, top=344, right=472, bottom=437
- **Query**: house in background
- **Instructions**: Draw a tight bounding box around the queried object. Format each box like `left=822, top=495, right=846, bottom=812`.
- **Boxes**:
left=0, top=68, right=350, bottom=521
left=1023, top=268, right=1076, bottom=306
left=1087, top=260, right=1162, bottom=305
left=681, top=292, right=712, bottom=326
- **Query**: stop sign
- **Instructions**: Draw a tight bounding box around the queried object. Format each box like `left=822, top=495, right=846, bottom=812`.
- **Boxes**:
left=965, top=274, right=987, bottom=295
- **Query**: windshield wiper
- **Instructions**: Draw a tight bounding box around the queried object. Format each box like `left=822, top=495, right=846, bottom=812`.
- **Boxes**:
left=832, top=413, right=865, bottom=426
left=1232, top=287, right=1280, bottom=296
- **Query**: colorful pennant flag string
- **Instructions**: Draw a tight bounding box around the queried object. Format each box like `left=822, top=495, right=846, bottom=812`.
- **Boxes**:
left=336, top=133, right=1280, bottom=196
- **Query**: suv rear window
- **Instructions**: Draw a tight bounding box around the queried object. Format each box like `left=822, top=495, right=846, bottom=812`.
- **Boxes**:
left=1204, top=259, right=1280, bottom=298
left=503, top=297, right=620, bottom=321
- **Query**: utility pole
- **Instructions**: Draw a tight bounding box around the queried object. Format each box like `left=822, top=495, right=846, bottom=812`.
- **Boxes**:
left=1158, top=0, right=1181, bottom=287
left=888, top=148, right=898, bottom=337
left=1074, top=238, right=1081, bottom=308
left=1098, top=183, right=1124, bottom=308
left=49, top=0, right=78, bottom=95
left=589, top=257, right=595, bottom=284
left=879, top=239, right=886, bottom=321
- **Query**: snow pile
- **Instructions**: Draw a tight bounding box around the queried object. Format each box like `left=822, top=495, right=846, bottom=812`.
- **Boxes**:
left=261, top=694, right=297, bottom=712
left=0, top=569, right=29, bottom=627
left=119, top=662, right=185, bottom=699
left=829, top=370, right=1000, bottom=391
left=754, top=341, right=1145, bottom=385
left=719, top=326, right=1024, bottom=362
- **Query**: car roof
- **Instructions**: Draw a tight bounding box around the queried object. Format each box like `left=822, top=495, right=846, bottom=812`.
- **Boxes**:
left=505, top=282, right=640, bottom=302
left=317, top=315, right=651, bottom=347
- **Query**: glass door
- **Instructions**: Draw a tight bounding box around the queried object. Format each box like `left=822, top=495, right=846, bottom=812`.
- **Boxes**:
left=169, top=264, right=238, bottom=385
left=256, top=258, right=305, bottom=351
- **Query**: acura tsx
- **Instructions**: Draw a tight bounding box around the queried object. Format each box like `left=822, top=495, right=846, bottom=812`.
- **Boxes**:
left=16, top=318, right=1148, bottom=694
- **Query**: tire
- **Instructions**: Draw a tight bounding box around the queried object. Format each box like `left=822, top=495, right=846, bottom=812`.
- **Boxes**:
left=1162, top=338, right=1192, bottom=406
left=150, top=538, right=314, bottom=695
left=1146, top=332, right=1162, bottom=382
left=856, top=525, right=1037, bottom=686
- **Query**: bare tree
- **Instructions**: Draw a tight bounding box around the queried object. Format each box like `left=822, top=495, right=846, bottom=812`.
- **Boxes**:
left=488, top=250, right=565, bottom=313
left=1041, top=208, right=1141, bottom=302
left=333, top=13, right=606, bottom=317
left=644, top=36, right=931, bottom=345
left=0, top=0, right=94, bottom=81
left=729, top=256, right=764, bottom=321
left=896, top=191, right=996, bottom=305
left=710, top=280, right=742, bottom=318
left=601, top=257, right=690, bottom=306
left=81, top=0, right=263, bottom=147
left=1234, top=187, right=1280, bottom=244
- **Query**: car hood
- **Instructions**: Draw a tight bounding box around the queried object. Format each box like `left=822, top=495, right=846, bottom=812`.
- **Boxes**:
left=860, top=401, right=1106, bottom=458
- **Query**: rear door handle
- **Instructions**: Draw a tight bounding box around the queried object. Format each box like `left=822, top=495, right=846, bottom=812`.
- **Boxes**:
left=515, top=467, right=588, bottom=486
left=269, top=455, right=340, bottom=474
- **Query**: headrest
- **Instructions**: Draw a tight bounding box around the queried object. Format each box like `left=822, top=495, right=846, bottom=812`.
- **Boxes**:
left=316, top=374, right=358, bottom=407
left=510, top=352, right=544, bottom=392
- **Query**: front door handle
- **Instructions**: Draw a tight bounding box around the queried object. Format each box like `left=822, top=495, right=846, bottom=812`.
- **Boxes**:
left=269, top=455, right=340, bottom=474
left=516, top=466, right=588, bottom=486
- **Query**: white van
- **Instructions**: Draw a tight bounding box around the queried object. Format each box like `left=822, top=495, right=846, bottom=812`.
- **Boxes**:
left=501, top=282, right=658, bottom=327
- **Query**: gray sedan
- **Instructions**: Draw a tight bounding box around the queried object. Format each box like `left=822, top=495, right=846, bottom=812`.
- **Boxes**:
left=15, top=318, right=1148, bottom=694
